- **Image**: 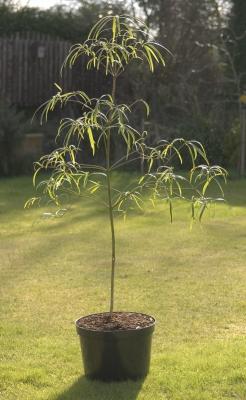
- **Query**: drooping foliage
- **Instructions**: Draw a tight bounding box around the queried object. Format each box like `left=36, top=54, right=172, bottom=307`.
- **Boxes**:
left=26, top=15, right=227, bottom=313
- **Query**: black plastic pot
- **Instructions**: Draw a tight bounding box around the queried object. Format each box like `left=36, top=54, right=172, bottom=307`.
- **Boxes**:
left=75, top=312, right=155, bottom=382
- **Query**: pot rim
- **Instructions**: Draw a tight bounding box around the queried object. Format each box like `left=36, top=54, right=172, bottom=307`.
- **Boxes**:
left=75, top=311, right=156, bottom=334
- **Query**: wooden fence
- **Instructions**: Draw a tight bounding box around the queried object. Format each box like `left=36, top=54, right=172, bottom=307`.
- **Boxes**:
left=0, top=32, right=72, bottom=107
left=0, top=31, right=117, bottom=108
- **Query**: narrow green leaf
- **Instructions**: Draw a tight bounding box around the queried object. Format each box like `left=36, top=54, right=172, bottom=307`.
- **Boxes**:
left=173, top=146, right=183, bottom=164
left=131, top=194, right=143, bottom=210
left=87, top=126, right=95, bottom=155
left=112, top=16, right=116, bottom=41
left=90, top=185, right=100, bottom=194
left=83, top=172, right=89, bottom=188
left=54, top=83, right=62, bottom=91
left=214, top=177, right=225, bottom=196
left=24, top=197, right=39, bottom=209
left=139, top=176, right=145, bottom=184
left=144, top=46, right=154, bottom=72
left=145, top=44, right=159, bottom=63
left=148, top=157, right=153, bottom=172
left=150, top=198, right=155, bottom=208
left=199, top=203, right=207, bottom=221
left=169, top=199, right=173, bottom=223
left=191, top=201, right=195, bottom=220
left=33, top=168, right=41, bottom=186
left=148, top=43, right=166, bottom=66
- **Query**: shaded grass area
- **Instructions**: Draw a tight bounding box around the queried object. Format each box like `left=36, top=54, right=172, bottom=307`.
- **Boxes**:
left=0, top=174, right=246, bottom=400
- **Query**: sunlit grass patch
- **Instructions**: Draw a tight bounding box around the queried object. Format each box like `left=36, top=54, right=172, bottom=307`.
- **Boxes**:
left=0, top=175, right=246, bottom=400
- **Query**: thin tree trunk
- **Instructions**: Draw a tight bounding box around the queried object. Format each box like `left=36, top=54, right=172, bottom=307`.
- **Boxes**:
left=107, top=75, right=117, bottom=314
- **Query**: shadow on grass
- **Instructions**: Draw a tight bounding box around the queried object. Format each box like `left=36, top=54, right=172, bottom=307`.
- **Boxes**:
left=54, top=376, right=144, bottom=400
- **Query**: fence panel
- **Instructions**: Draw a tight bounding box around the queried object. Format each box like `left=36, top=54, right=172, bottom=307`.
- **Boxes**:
left=0, top=32, right=73, bottom=107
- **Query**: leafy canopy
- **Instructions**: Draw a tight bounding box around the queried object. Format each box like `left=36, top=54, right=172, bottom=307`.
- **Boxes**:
left=26, top=15, right=227, bottom=223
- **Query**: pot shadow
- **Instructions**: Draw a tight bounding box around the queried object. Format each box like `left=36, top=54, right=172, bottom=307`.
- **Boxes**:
left=54, top=375, right=144, bottom=400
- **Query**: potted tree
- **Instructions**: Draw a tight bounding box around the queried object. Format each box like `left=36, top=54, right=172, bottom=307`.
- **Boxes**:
left=26, top=15, right=227, bottom=381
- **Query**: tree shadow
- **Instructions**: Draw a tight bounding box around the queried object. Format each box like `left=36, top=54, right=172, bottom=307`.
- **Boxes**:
left=54, top=375, right=144, bottom=400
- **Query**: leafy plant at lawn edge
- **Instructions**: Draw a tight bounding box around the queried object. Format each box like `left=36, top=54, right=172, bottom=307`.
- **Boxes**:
left=26, top=15, right=227, bottom=314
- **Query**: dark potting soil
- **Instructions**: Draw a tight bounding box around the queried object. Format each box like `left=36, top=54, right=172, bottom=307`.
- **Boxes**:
left=77, top=312, right=155, bottom=331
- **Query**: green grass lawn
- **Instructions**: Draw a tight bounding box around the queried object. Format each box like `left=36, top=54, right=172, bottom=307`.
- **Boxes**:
left=0, top=174, right=246, bottom=400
